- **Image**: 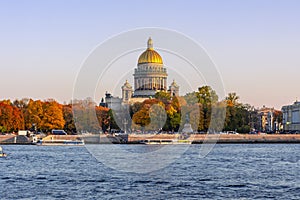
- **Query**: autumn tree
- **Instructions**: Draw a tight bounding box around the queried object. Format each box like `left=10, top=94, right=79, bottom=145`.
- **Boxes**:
left=62, top=104, right=76, bottom=134
left=0, top=100, right=24, bottom=132
left=95, top=105, right=110, bottom=132
left=273, top=110, right=283, bottom=126
left=226, top=92, right=239, bottom=107
left=40, top=99, right=65, bottom=132
left=130, top=102, right=143, bottom=118
left=132, top=99, right=158, bottom=131
left=72, top=98, right=101, bottom=133
left=132, top=108, right=149, bottom=132
left=24, top=99, right=43, bottom=130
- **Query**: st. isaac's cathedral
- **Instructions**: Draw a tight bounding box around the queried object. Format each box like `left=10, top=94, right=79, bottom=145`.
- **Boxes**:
left=103, top=37, right=179, bottom=109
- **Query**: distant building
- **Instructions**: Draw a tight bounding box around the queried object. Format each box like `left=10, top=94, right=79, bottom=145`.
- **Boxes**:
left=258, top=106, right=281, bottom=132
left=168, top=80, right=180, bottom=97
left=282, top=101, right=300, bottom=132
left=121, top=80, right=133, bottom=103
left=99, top=98, right=107, bottom=107
left=104, top=92, right=122, bottom=110
left=103, top=37, right=180, bottom=107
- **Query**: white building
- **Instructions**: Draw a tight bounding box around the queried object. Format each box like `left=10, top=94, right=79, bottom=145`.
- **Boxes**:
left=282, top=101, right=300, bottom=131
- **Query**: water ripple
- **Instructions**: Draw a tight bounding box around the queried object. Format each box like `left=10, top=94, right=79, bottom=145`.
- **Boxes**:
left=0, top=144, right=299, bottom=199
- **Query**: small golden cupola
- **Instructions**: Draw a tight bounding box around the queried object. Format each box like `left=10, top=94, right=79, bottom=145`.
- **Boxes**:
left=137, top=37, right=163, bottom=65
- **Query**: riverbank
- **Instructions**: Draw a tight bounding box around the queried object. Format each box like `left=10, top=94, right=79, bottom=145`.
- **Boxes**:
left=191, top=134, right=300, bottom=143
left=127, top=134, right=300, bottom=144
left=1, top=134, right=300, bottom=144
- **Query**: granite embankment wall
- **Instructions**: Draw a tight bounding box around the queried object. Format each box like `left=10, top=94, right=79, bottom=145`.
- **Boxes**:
left=126, top=134, right=300, bottom=144
left=42, top=134, right=123, bottom=144
left=190, top=134, right=300, bottom=143
left=0, top=135, right=30, bottom=144
left=1, top=134, right=300, bottom=144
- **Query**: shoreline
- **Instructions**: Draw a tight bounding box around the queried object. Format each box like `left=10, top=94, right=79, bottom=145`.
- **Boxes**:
left=1, top=134, right=300, bottom=145
left=127, top=134, right=300, bottom=144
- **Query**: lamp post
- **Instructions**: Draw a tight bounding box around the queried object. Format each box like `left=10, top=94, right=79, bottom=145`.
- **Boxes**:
left=123, top=118, right=128, bottom=134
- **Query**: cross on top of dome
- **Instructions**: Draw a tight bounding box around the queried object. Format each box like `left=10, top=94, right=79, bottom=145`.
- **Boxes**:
left=147, top=37, right=153, bottom=49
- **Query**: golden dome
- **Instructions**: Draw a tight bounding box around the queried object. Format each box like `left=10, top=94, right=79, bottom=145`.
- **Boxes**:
left=138, top=37, right=163, bottom=65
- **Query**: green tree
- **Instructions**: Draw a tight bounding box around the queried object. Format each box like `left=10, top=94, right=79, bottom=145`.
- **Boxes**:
left=184, top=92, right=198, bottom=105
left=189, top=103, right=203, bottom=131
left=107, top=109, right=119, bottom=131
left=168, top=112, right=181, bottom=132
left=197, top=86, right=218, bottom=104
left=224, top=93, right=251, bottom=133
left=197, top=86, right=218, bottom=131
left=155, top=91, right=171, bottom=104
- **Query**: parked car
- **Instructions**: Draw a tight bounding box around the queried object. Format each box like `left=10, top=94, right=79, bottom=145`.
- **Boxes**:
left=227, top=131, right=239, bottom=134
left=51, top=130, right=67, bottom=135
left=249, top=131, right=258, bottom=134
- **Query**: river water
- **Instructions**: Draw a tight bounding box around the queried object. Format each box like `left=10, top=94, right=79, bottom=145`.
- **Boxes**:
left=0, top=144, right=299, bottom=199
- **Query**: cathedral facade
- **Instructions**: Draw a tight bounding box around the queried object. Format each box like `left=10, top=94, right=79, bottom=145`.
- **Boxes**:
left=104, top=38, right=179, bottom=108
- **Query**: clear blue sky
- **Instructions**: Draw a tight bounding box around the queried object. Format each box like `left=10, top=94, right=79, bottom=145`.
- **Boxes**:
left=0, top=0, right=300, bottom=109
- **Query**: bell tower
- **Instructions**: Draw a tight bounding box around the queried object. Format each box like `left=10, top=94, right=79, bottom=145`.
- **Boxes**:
left=122, top=80, right=133, bottom=103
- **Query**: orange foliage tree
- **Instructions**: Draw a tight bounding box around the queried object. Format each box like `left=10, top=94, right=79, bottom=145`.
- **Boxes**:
left=62, top=104, right=76, bottom=133
left=24, top=99, right=43, bottom=130
left=40, top=99, right=65, bottom=132
left=95, top=105, right=110, bottom=132
left=0, top=100, right=24, bottom=132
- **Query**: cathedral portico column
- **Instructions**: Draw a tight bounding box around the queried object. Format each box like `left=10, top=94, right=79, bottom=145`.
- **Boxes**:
left=151, top=78, right=154, bottom=90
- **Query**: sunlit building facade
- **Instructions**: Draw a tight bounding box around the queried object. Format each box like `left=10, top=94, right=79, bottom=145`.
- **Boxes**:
left=282, top=101, right=300, bottom=132
left=258, top=106, right=281, bottom=132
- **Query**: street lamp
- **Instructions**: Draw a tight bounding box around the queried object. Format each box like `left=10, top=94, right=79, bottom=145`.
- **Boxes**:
left=122, top=118, right=128, bottom=134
